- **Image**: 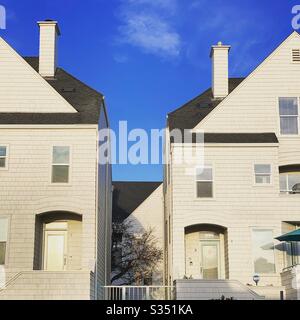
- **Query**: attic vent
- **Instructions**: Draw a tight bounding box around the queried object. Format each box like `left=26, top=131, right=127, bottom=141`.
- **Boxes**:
left=61, top=87, right=76, bottom=93
left=292, top=49, right=300, bottom=62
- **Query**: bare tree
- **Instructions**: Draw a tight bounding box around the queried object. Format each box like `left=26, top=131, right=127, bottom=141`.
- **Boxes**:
left=111, top=221, right=163, bottom=285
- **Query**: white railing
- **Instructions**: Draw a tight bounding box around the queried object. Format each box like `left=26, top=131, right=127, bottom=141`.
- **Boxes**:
left=104, top=286, right=175, bottom=300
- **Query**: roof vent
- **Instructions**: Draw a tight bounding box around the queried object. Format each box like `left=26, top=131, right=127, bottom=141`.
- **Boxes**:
left=61, top=87, right=76, bottom=93
left=292, top=49, right=300, bottom=62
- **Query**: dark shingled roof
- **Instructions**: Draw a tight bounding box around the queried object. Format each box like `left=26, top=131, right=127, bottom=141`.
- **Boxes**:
left=168, top=78, right=245, bottom=132
left=168, top=78, right=279, bottom=144
left=113, top=181, right=162, bottom=223
left=171, top=133, right=279, bottom=144
left=0, top=57, right=103, bottom=125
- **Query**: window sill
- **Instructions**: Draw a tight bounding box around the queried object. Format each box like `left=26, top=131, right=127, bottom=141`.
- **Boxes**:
left=49, top=183, right=72, bottom=187
left=194, top=198, right=216, bottom=202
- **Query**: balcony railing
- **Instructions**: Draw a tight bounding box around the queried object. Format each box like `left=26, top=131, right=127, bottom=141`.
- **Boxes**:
left=104, top=286, right=175, bottom=301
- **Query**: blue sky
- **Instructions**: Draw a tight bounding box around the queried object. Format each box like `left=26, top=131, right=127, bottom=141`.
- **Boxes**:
left=0, top=0, right=298, bottom=181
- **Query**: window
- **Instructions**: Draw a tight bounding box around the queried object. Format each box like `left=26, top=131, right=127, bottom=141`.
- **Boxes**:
left=252, top=229, right=275, bottom=274
left=279, top=98, right=299, bottom=135
left=0, top=218, right=8, bottom=265
left=254, top=164, right=271, bottom=184
left=196, top=166, right=213, bottom=198
left=51, top=146, right=70, bottom=183
left=0, top=146, right=7, bottom=169
left=280, top=172, right=300, bottom=194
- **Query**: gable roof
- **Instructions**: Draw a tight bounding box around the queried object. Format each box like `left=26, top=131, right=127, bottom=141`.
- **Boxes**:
left=195, top=32, right=300, bottom=130
left=168, top=33, right=300, bottom=133
left=0, top=57, right=103, bottom=125
left=168, top=78, right=244, bottom=132
left=112, top=181, right=162, bottom=223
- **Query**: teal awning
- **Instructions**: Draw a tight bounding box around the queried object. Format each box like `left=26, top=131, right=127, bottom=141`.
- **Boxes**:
left=276, top=229, right=300, bottom=242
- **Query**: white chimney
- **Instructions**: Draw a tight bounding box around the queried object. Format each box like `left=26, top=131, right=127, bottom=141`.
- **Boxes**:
left=210, top=41, right=231, bottom=99
left=37, top=20, right=60, bottom=78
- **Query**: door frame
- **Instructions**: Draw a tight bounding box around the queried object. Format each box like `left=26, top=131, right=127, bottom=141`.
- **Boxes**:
left=43, top=222, right=68, bottom=271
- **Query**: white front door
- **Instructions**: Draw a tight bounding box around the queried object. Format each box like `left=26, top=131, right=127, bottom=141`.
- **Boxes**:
left=44, top=230, right=67, bottom=271
left=200, top=241, right=220, bottom=279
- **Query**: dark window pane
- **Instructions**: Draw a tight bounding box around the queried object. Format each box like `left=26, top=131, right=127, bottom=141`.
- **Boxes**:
left=52, top=165, right=69, bottom=183
left=0, top=158, right=5, bottom=168
left=0, top=242, right=6, bottom=265
left=197, top=181, right=213, bottom=198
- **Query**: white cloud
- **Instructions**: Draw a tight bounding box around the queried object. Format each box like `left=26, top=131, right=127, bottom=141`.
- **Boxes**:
left=119, top=12, right=181, bottom=57
left=116, top=0, right=181, bottom=58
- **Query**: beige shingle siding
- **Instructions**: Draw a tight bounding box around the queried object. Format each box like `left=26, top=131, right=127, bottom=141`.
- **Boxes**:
left=169, top=143, right=300, bottom=286
left=165, top=33, right=300, bottom=291
left=0, top=127, right=98, bottom=297
left=0, top=38, right=76, bottom=113
left=68, top=220, right=82, bottom=270
left=0, top=30, right=110, bottom=300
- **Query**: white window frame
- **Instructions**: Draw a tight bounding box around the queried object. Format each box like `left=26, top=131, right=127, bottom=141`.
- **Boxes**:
left=280, top=172, right=300, bottom=194
left=50, top=145, right=72, bottom=185
left=278, top=97, right=299, bottom=136
left=0, top=145, right=9, bottom=171
left=254, top=164, right=272, bottom=186
left=0, top=216, right=10, bottom=266
left=250, top=227, right=276, bottom=275
left=195, top=165, right=214, bottom=200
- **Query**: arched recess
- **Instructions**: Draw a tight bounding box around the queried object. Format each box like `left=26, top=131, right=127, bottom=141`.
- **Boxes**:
left=184, top=224, right=228, bottom=280
left=33, top=211, right=83, bottom=271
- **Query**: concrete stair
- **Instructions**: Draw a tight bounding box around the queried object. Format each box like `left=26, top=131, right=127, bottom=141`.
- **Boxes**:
left=175, top=279, right=265, bottom=300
